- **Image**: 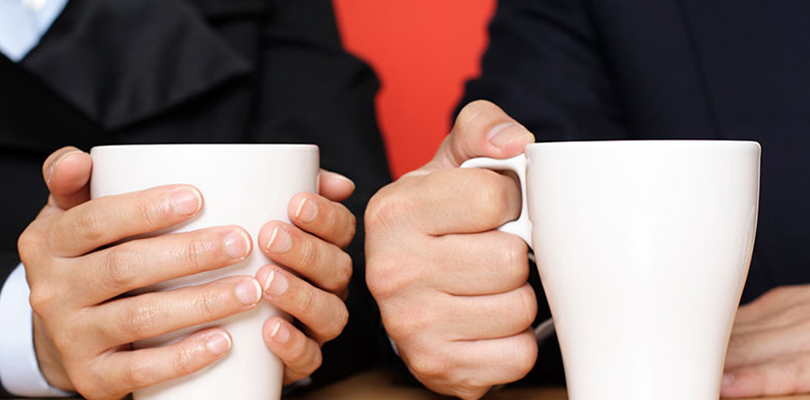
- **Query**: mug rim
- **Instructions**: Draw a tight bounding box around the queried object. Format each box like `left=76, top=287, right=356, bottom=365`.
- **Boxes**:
left=525, top=139, right=760, bottom=149
left=91, top=144, right=319, bottom=154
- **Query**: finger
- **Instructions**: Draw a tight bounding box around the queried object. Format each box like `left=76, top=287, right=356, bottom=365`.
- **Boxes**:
left=92, top=276, right=262, bottom=346
left=722, top=354, right=810, bottom=398
left=43, top=147, right=92, bottom=210
left=75, top=226, right=251, bottom=304
left=257, top=266, right=348, bottom=343
left=384, top=168, right=522, bottom=236
left=734, top=285, right=810, bottom=325
left=426, top=231, right=530, bottom=295
left=96, top=328, right=232, bottom=399
left=287, top=192, right=356, bottom=248
left=404, top=329, right=538, bottom=398
left=726, top=321, right=810, bottom=370
left=386, top=284, right=536, bottom=343
left=262, top=318, right=323, bottom=385
left=422, top=100, right=534, bottom=172
left=446, top=284, right=537, bottom=340
left=318, top=170, right=355, bottom=202
left=260, top=222, right=351, bottom=293
left=733, top=301, right=810, bottom=336
left=50, top=185, right=204, bottom=256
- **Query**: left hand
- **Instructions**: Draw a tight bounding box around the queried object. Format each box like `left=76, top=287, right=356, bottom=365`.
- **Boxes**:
left=722, top=285, right=810, bottom=397
left=255, top=170, right=356, bottom=384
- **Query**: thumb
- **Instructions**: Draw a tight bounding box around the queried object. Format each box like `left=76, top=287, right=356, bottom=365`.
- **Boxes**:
left=423, top=100, right=535, bottom=171
left=42, top=146, right=92, bottom=210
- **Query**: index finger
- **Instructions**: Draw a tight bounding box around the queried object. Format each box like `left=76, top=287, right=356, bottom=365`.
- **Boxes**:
left=369, top=168, right=521, bottom=236
left=49, top=185, right=203, bottom=256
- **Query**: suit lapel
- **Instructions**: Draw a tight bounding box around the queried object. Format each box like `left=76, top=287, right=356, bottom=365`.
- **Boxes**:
left=18, top=0, right=254, bottom=131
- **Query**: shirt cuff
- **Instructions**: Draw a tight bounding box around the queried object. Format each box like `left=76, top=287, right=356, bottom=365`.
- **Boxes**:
left=0, top=263, right=74, bottom=397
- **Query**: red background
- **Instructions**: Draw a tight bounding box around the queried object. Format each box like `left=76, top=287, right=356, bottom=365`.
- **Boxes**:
left=332, top=1, right=497, bottom=178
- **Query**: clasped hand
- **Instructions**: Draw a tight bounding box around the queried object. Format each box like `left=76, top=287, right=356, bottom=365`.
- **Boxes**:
left=18, top=147, right=356, bottom=400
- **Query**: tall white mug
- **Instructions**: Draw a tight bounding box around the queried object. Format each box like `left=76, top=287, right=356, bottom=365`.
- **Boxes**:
left=463, top=140, right=760, bottom=400
left=90, top=144, right=320, bottom=400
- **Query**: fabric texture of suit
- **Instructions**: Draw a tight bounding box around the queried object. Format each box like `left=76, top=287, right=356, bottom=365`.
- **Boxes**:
left=460, top=0, right=810, bottom=385
left=0, top=0, right=391, bottom=396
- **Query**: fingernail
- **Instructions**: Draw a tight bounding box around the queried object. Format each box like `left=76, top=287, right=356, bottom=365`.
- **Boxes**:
left=172, top=188, right=202, bottom=216
left=224, top=229, right=251, bottom=259
left=270, top=321, right=290, bottom=344
left=294, top=197, right=318, bottom=222
left=266, top=226, right=291, bottom=253
left=722, top=373, right=735, bottom=388
left=206, top=331, right=232, bottom=355
left=262, top=270, right=289, bottom=296
left=236, top=278, right=262, bottom=305
left=487, top=123, right=532, bottom=149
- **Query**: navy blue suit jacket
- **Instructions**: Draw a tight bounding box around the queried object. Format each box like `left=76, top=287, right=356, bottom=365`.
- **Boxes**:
left=462, top=0, right=810, bottom=383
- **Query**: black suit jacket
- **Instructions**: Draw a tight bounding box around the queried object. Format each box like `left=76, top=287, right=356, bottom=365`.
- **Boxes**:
left=461, top=0, right=810, bottom=384
left=0, top=0, right=391, bottom=396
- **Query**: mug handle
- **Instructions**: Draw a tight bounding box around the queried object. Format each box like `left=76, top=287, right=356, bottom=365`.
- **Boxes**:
left=461, top=155, right=556, bottom=344
left=461, top=155, right=533, bottom=247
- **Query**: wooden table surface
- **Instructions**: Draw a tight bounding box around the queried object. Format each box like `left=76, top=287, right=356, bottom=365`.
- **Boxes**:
left=286, top=370, right=810, bottom=400
left=17, top=370, right=810, bottom=400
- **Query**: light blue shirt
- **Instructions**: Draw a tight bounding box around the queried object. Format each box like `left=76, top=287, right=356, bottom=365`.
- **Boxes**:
left=0, top=0, right=69, bottom=62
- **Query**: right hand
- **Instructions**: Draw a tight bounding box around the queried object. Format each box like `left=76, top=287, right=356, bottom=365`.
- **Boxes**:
left=18, top=147, right=263, bottom=400
left=365, top=101, right=539, bottom=399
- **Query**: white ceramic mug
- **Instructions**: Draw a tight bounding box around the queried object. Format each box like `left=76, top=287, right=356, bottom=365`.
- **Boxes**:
left=90, top=144, right=320, bottom=400
left=462, top=140, right=760, bottom=400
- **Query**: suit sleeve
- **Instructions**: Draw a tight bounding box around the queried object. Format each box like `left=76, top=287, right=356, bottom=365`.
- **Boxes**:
left=461, top=0, right=629, bottom=142
left=458, top=0, right=631, bottom=385
left=247, top=0, right=393, bottom=388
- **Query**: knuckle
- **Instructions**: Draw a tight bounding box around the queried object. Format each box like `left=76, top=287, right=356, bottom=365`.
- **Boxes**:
left=29, top=286, right=57, bottom=314
left=103, top=248, right=137, bottom=289
left=455, top=388, right=489, bottom=400
left=366, top=254, right=415, bottom=300
left=510, top=334, right=539, bottom=379
left=71, top=379, right=105, bottom=400
left=171, top=344, right=200, bottom=378
left=321, top=303, right=349, bottom=341
left=18, top=226, right=44, bottom=263
left=365, top=187, right=412, bottom=234
left=331, top=213, right=357, bottom=249
left=287, top=337, right=311, bottom=366
left=501, top=235, right=529, bottom=282
left=119, top=302, right=160, bottom=339
left=78, top=365, right=123, bottom=400
left=196, top=287, right=222, bottom=321
left=474, top=173, right=517, bottom=225
left=294, top=286, right=321, bottom=318
left=380, top=301, right=431, bottom=344
left=182, top=239, right=208, bottom=272
left=455, top=100, right=493, bottom=132
left=342, top=212, right=358, bottom=245
left=515, top=285, right=538, bottom=328
left=73, top=206, right=106, bottom=244
left=123, top=361, right=153, bottom=391
left=137, top=193, right=166, bottom=228
left=325, top=252, right=352, bottom=293
left=726, top=333, right=751, bottom=365
left=298, top=236, right=321, bottom=271
left=408, top=351, right=450, bottom=380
